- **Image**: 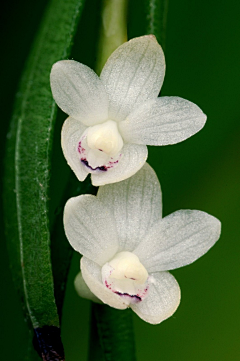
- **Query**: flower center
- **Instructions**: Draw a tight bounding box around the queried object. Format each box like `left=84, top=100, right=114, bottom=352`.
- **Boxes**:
left=101, top=251, right=149, bottom=303
left=87, top=120, right=123, bottom=157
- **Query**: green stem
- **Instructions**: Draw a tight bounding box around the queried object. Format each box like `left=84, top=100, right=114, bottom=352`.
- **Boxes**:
left=88, top=2, right=137, bottom=360
left=144, top=0, right=169, bottom=50
left=95, top=0, right=128, bottom=75
left=88, top=303, right=105, bottom=361
left=90, top=304, right=136, bottom=361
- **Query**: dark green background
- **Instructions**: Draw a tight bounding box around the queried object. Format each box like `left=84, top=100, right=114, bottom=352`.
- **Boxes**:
left=1, top=0, right=240, bottom=360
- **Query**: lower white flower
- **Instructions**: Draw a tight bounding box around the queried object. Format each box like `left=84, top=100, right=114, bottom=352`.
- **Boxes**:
left=64, top=163, right=221, bottom=324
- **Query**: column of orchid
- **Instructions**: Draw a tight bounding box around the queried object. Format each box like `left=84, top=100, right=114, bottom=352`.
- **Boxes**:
left=50, top=35, right=221, bottom=325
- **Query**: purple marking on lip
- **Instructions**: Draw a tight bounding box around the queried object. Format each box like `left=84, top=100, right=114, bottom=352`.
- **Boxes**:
left=81, top=158, right=107, bottom=171
left=124, top=276, right=136, bottom=280
left=79, top=144, right=122, bottom=172
left=114, top=291, right=142, bottom=302
left=78, top=141, right=86, bottom=154
left=105, top=279, right=143, bottom=302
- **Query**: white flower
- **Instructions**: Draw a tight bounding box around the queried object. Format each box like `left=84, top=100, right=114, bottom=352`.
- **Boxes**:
left=50, top=36, right=207, bottom=186
left=63, top=163, right=221, bottom=324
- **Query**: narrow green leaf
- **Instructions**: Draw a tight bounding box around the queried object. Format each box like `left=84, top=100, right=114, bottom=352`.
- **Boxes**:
left=4, top=0, right=86, bottom=357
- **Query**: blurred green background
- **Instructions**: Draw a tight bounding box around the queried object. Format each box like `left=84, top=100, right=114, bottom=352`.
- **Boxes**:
left=1, top=0, right=240, bottom=360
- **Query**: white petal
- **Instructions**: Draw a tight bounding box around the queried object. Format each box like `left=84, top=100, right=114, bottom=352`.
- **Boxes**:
left=131, top=272, right=180, bottom=324
left=50, top=60, right=109, bottom=126
left=119, top=97, right=207, bottom=145
left=91, top=143, right=148, bottom=186
left=100, top=35, right=165, bottom=122
left=74, top=271, right=102, bottom=303
left=134, top=210, right=221, bottom=272
left=63, top=194, right=119, bottom=266
left=81, top=256, right=129, bottom=309
left=97, top=163, right=162, bottom=251
left=61, top=117, right=89, bottom=181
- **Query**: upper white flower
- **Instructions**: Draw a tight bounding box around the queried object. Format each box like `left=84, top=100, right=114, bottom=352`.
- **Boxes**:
left=63, top=163, right=221, bottom=324
left=50, top=36, right=207, bottom=186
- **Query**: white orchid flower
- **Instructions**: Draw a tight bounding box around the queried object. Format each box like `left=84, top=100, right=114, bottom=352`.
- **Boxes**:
left=63, top=163, right=221, bottom=324
left=50, top=36, right=207, bottom=186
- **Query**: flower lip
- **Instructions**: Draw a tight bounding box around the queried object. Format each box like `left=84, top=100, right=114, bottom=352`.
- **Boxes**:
left=101, top=251, right=149, bottom=304
left=76, top=121, right=124, bottom=173
left=87, top=120, right=123, bottom=157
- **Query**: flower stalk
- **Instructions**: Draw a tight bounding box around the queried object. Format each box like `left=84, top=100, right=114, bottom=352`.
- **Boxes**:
left=89, top=304, right=136, bottom=361
left=144, top=0, right=169, bottom=49
left=95, top=0, right=128, bottom=75
left=89, top=1, right=136, bottom=358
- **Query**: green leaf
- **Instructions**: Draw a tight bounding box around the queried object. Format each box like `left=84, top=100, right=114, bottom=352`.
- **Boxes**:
left=3, top=0, right=86, bottom=356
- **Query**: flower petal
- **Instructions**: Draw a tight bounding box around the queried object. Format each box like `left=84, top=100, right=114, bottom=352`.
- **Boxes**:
left=131, top=271, right=180, bottom=324
left=74, top=271, right=102, bottom=303
left=119, top=97, right=207, bottom=145
left=134, top=210, right=221, bottom=272
left=50, top=60, right=109, bottom=126
left=81, top=256, right=129, bottom=309
left=91, top=143, right=148, bottom=186
left=100, top=35, right=165, bottom=122
left=97, top=163, right=162, bottom=251
left=63, top=194, right=119, bottom=266
left=61, top=116, right=89, bottom=182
